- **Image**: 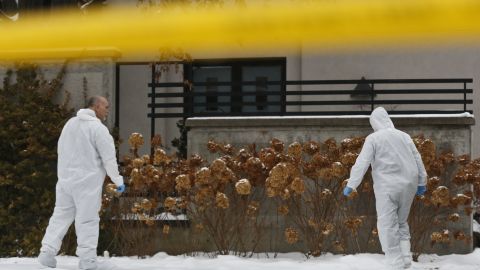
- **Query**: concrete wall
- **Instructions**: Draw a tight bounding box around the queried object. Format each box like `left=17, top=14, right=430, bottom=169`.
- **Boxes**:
left=185, top=115, right=475, bottom=254
left=300, top=46, right=480, bottom=157
left=0, top=57, right=117, bottom=129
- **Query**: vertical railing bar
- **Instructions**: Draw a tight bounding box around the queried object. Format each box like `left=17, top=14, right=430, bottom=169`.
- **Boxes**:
left=370, top=82, right=375, bottom=112
left=150, top=63, right=156, bottom=156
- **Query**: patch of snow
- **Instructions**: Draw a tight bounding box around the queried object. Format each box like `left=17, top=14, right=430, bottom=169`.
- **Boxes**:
left=474, top=219, right=480, bottom=233
left=1, top=249, right=479, bottom=270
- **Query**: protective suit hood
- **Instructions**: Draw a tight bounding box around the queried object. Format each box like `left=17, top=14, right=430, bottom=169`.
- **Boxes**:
left=370, top=107, right=395, bottom=131
left=77, top=108, right=99, bottom=122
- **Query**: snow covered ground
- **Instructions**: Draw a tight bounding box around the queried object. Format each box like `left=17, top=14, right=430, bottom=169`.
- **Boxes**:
left=1, top=249, right=480, bottom=270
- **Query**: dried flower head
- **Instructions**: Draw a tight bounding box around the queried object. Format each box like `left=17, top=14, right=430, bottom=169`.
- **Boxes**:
left=308, top=218, right=318, bottom=229
left=142, top=154, right=151, bottom=165
left=331, top=162, right=347, bottom=178
left=311, top=153, right=330, bottom=168
left=278, top=205, right=289, bottom=216
left=270, top=138, right=285, bottom=153
left=344, top=217, right=363, bottom=234
left=258, top=148, right=276, bottom=169
left=218, top=167, right=237, bottom=184
left=132, top=158, right=144, bottom=169
left=333, top=241, right=345, bottom=253
left=153, top=148, right=169, bottom=165
left=151, top=134, right=162, bottom=148
left=244, top=157, right=265, bottom=176
left=164, top=197, right=176, bottom=211
left=189, top=154, right=204, bottom=167
left=431, top=230, right=450, bottom=244
left=131, top=202, right=140, bottom=213
left=175, top=174, right=191, bottom=192
left=140, top=198, right=153, bottom=211
left=320, top=188, right=332, bottom=198
left=431, top=186, right=450, bottom=206
left=303, top=141, right=320, bottom=155
left=235, top=178, right=252, bottom=195
left=415, top=137, right=436, bottom=168
left=130, top=168, right=142, bottom=184
left=290, top=177, right=305, bottom=194
left=122, top=155, right=132, bottom=166
left=340, top=152, right=358, bottom=167
left=221, top=144, right=234, bottom=155
left=454, top=231, right=466, bottom=241
left=448, top=213, right=460, bottom=222
left=210, top=158, right=227, bottom=173
left=287, top=142, right=302, bottom=160
left=268, top=162, right=291, bottom=188
left=265, top=186, right=276, bottom=198
left=341, top=137, right=365, bottom=152
left=321, top=223, right=334, bottom=235
left=427, top=176, right=441, bottom=191
left=215, top=192, right=229, bottom=209
left=195, top=167, right=212, bottom=186
left=280, top=189, right=291, bottom=200
left=285, top=227, right=299, bottom=244
left=207, top=140, right=219, bottom=153
left=128, top=133, right=144, bottom=149
left=246, top=201, right=260, bottom=217
left=105, top=183, right=117, bottom=194
left=458, top=194, right=473, bottom=205
left=194, top=186, right=214, bottom=206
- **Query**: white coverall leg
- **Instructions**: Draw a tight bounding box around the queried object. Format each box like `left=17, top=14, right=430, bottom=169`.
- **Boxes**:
left=41, top=181, right=102, bottom=263
left=376, top=187, right=416, bottom=270
left=40, top=183, right=76, bottom=255
left=73, top=183, right=103, bottom=262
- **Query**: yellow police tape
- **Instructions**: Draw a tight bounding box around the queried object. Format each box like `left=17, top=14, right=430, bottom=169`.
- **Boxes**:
left=1, top=0, right=480, bottom=60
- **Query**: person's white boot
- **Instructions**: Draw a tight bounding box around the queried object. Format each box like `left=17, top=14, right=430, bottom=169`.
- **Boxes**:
left=400, top=240, right=413, bottom=269
left=38, top=251, right=57, bottom=268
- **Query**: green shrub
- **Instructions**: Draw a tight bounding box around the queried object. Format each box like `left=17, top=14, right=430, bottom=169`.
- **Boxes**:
left=0, top=63, right=73, bottom=256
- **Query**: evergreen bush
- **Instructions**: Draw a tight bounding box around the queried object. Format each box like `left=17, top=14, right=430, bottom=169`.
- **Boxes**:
left=0, top=63, right=73, bottom=256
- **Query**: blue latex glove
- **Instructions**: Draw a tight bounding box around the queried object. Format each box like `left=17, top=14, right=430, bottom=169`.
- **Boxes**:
left=117, top=184, right=125, bottom=193
left=343, top=186, right=353, bottom=197
left=416, top=185, right=426, bottom=196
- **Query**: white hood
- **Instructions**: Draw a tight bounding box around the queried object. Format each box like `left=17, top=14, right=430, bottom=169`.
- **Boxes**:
left=76, top=108, right=99, bottom=121
left=369, top=107, right=394, bottom=132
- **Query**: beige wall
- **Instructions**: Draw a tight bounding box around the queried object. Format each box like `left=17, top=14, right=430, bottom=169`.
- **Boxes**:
left=300, top=45, right=480, bottom=157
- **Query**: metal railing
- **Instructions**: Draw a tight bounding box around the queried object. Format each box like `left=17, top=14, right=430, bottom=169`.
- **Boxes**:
left=147, top=78, right=473, bottom=120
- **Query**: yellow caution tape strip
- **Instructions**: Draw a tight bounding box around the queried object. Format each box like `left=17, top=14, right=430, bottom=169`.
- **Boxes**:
left=1, top=0, right=480, bottom=60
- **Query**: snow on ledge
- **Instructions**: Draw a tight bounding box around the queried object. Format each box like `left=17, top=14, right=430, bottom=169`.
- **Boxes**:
left=189, top=112, right=473, bottom=121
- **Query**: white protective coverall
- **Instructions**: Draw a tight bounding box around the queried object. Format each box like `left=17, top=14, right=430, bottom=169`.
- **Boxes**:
left=40, top=109, right=123, bottom=267
left=346, top=107, right=427, bottom=270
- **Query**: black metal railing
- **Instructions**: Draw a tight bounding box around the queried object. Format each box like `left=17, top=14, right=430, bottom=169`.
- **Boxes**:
left=147, top=78, right=473, bottom=120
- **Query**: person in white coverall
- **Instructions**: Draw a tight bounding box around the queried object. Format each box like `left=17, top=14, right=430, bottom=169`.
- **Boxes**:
left=343, top=107, right=427, bottom=270
left=38, top=96, right=125, bottom=270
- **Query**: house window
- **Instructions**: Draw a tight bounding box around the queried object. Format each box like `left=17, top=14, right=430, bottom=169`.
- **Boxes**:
left=186, top=58, right=285, bottom=115
left=255, top=76, right=268, bottom=110
left=206, top=77, right=218, bottom=111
